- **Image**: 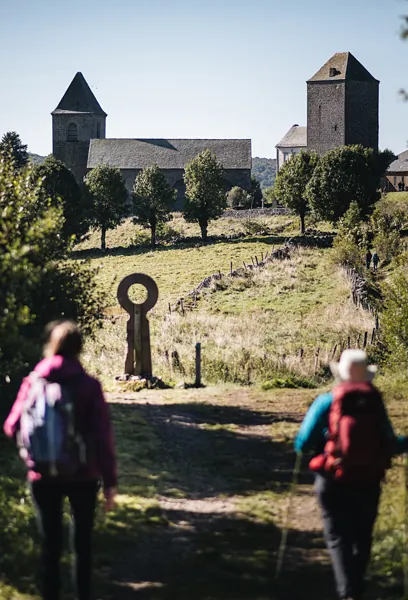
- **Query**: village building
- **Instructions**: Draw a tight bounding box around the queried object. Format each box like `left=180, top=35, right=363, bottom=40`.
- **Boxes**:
left=276, top=52, right=379, bottom=170
left=384, top=150, right=408, bottom=192
left=52, top=73, right=252, bottom=209
left=275, top=124, right=307, bottom=171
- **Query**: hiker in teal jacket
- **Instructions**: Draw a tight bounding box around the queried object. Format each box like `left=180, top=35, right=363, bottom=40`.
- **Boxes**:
left=295, top=349, right=408, bottom=600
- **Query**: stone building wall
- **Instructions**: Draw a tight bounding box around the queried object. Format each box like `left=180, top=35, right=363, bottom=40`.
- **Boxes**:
left=118, top=167, right=252, bottom=211
left=345, top=80, right=379, bottom=150
left=307, top=82, right=346, bottom=155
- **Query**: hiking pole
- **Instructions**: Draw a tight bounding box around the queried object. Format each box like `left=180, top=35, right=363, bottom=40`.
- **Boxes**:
left=275, top=451, right=302, bottom=580
left=403, top=454, right=408, bottom=599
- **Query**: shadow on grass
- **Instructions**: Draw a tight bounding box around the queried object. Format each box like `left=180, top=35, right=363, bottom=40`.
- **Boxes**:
left=70, top=235, right=289, bottom=261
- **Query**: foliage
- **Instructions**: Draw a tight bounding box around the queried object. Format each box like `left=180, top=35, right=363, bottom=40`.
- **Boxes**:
left=251, top=157, right=277, bottom=189
left=0, top=152, right=103, bottom=390
left=382, top=267, right=408, bottom=366
left=0, top=131, right=28, bottom=170
left=85, top=165, right=129, bottom=251
left=33, top=155, right=90, bottom=244
left=274, top=150, right=319, bottom=233
left=227, top=186, right=252, bottom=209
left=306, top=145, right=395, bottom=223
left=250, top=175, right=263, bottom=208
left=183, top=149, right=227, bottom=240
left=332, top=202, right=367, bottom=268
left=262, top=186, right=276, bottom=205
left=132, top=165, right=176, bottom=248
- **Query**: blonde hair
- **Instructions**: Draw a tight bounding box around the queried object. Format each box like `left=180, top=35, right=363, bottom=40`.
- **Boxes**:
left=44, top=320, right=83, bottom=359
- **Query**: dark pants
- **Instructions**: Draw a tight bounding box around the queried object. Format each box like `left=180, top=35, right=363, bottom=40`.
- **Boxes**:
left=31, top=480, right=99, bottom=600
left=315, top=474, right=380, bottom=599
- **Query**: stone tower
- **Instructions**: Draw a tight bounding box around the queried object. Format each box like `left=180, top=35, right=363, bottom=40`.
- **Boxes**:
left=52, top=73, right=107, bottom=183
left=307, top=52, right=379, bottom=156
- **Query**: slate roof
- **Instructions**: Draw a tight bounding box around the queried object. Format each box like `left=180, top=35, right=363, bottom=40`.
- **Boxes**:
left=308, top=52, right=379, bottom=83
left=52, top=72, right=107, bottom=116
left=275, top=125, right=307, bottom=148
left=387, top=150, right=408, bottom=173
left=87, top=139, right=252, bottom=170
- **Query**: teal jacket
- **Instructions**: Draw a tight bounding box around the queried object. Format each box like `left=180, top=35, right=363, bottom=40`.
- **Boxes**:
left=295, top=391, right=407, bottom=455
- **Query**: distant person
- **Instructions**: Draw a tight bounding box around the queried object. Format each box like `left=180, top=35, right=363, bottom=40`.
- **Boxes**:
left=4, top=320, right=117, bottom=600
left=372, top=252, right=380, bottom=271
left=295, top=349, right=407, bottom=600
left=365, top=250, right=372, bottom=270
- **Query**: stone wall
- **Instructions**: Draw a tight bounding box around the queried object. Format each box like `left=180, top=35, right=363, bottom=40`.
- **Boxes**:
left=307, top=82, right=346, bottom=155
left=119, top=167, right=252, bottom=211
left=345, top=80, right=379, bottom=150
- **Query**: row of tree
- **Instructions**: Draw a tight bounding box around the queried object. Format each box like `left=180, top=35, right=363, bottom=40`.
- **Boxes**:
left=2, top=132, right=262, bottom=250
left=273, top=145, right=395, bottom=233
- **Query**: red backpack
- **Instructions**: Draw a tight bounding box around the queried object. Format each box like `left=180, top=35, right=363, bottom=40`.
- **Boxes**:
left=309, top=381, right=392, bottom=484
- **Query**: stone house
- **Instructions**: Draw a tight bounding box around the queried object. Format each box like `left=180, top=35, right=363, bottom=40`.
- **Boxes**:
left=275, top=124, right=307, bottom=172
left=52, top=73, right=252, bottom=209
left=384, top=150, right=408, bottom=191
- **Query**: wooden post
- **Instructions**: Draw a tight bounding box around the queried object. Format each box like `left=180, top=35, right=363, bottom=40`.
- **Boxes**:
left=347, top=336, right=351, bottom=349
left=332, top=344, right=338, bottom=359
left=255, top=256, right=259, bottom=266
left=230, top=261, right=233, bottom=275
left=261, top=252, right=264, bottom=262
left=363, top=331, right=368, bottom=348
left=180, top=299, right=185, bottom=315
left=371, top=328, right=376, bottom=344
left=314, top=348, right=320, bottom=374
left=251, top=256, right=255, bottom=266
left=243, top=262, right=247, bottom=270
left=168, top=303, right=172, bottom=314
left=357, top=333, right=361, bottom=348
left=375, top=314, right=379, bottom=330
left=298, top=348, right=304, bottom=361
left=195, top=342, right=202, bottom=387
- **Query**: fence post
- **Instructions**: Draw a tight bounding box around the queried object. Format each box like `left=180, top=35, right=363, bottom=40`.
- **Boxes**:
left=168, top=303, right=172, bottom=314
left=255, top=256, right=259, bottom=266
left=251, top=256, right=255, bottom=267
left=230, top=261, right=233, bottom=276
left=371, top=328, right=376, bottom=344
left=180, top=299, right=185, bottom=315
left=195, top=342, right=202, bottom=387
left=363, top=331, right=368, bottom=348
left=314, top=348, right=320, bottom=374
left=243, top=262, right=247, bottom=270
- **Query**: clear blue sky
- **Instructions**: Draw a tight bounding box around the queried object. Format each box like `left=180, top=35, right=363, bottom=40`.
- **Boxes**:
left=1, top=0, right=407, bottom=158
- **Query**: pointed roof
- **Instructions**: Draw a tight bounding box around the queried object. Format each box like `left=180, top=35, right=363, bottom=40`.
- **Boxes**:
left=308, top=52, right=379, bottom=83
left=52, top=72, right=107, bottom=116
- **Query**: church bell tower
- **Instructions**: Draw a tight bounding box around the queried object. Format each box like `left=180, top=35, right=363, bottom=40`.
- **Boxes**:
left=52, top=72, right=107, bottom=183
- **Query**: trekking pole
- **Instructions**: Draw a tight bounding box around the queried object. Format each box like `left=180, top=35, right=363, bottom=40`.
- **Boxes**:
left=275, top=451, right=302, bottom=580
left=403, top=454, right=408, bottom=599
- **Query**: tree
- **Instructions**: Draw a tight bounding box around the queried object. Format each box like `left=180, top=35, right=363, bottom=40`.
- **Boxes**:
left=306, top=145, right=395, bottom=223
left=132, top=165, right=176, bottom=248
left=226, top=186, right=252, bottom=209
left=0, top=131, right=29, bottom=170
left=0, top=151, right=103, bottom=390
left=250, top=175, right=263, bottom=208
left=274, top=151, right=319, bottom=233
left=85, top=165, right=129, bottom=251
left=33, top=155, right=90, bottom=244
left=183, top=150, right=226, bottom=241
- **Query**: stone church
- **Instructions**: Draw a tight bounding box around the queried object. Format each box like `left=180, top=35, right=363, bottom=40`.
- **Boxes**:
left=276, top=52, right=379, bottom=170
left=52, top=73, right=252, bottom=208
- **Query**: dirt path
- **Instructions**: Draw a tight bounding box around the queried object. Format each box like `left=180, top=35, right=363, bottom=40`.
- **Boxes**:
left=92, top=387, right=394, bottom=600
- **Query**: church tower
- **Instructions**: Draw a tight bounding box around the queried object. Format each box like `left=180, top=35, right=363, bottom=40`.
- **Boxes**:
left=307, top=52, right=379, bottom=156
left=52, top=73, right=107, bottom=183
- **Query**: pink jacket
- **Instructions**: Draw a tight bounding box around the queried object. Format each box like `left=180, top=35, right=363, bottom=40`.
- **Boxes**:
left=4, top=355, right=117, bottom=490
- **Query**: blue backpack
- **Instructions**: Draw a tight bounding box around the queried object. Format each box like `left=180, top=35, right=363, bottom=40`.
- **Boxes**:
left=19, top=374, right=87, bottom=476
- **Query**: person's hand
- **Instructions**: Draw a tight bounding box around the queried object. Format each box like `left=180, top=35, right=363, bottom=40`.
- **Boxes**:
left=104, top=487, right=116, bottom=513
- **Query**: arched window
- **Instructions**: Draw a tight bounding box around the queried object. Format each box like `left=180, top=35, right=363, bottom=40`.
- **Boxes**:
left=67, top=123, right=78, bottom=142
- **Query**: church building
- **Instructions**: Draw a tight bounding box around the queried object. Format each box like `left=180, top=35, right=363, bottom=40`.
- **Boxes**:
left=52, top=73, right=252, bottom=208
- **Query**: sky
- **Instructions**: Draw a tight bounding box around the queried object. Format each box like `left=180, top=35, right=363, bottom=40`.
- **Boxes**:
left=1, top=0, right=408, bottom=158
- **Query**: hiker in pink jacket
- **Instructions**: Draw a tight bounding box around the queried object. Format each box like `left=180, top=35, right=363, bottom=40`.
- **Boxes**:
left=4, top=320, right=117, bottom=600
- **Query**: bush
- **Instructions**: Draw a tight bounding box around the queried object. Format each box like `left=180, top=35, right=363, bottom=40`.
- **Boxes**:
left=382, top=269, right=408, bottom=366
left=0, top=152, right=103, bottom=393
left=226, top=186, right=252, bottom=209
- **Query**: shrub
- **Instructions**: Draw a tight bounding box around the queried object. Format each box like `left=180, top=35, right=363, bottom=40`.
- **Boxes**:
left=227, top=186, right=252, bottom=209
left=382, top=269, right=408, bottom=366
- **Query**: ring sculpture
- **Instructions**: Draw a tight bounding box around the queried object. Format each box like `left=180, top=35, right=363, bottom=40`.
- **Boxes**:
left=117, top=273, right=159, bottom=377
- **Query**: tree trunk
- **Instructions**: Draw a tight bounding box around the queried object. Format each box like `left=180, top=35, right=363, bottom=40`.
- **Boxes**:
left=300, top=213, right=306, bottom=235
left=101, top=227, right=106, bottom=252
left=200, top=221, right=208, bottom=241
left=151, top=222, right=156, bottom=249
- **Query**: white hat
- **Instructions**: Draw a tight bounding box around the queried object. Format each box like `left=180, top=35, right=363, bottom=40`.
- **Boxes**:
left=330, top=349, right=377, bottom=382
